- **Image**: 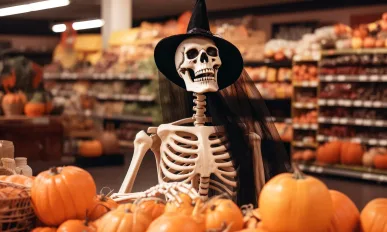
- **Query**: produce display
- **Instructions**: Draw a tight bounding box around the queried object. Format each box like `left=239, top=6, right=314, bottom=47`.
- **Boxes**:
left=1, top=163, right=383, bottom=232
left=292, top=63, right=318, bottom=82
left=246, top=66, right=292, bottom=82
left=293, top=110, right=317, bottom=124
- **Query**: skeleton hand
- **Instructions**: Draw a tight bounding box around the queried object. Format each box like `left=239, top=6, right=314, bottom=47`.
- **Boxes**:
left=111, top=182, right=199, bottom=204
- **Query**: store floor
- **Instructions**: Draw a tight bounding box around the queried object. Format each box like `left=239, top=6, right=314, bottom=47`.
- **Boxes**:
left=32, top=152, right=386, bottom=210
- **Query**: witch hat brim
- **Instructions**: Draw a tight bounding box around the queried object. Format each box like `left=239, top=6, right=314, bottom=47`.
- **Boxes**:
left=154, top=0, right=243, bottom=90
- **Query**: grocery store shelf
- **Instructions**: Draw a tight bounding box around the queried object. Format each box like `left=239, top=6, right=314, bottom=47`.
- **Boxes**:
left=44, top=72, right=155, bottom=81
left=292, top=57, right=319, bottom=62
left=317, top=135, right=387, bottom=146
left=293, top=81, right=318, bottom=87
left=297, top=162, right=387, bottom=183
left=93, top=114, right=153, bottom=123
left=244, top=59, right=292, bottom=68
left=0, top=116, right=61, bottom=125
left=51, top=90, right=156, bottom=102
left=318, top=99, right=387, bottom=108
left=119, top=140, right=134, bottom=149
left=293, top=102, right=317, bottom=109
left=321, top=48, right=387, bottom=56
left=293, top=123, right=318, bottom=130
left=292, top=141, right=318, bottom=148
left=319, top=117, right=387, bottom=128
left=266, top=117, right=292, bottom=123
left=320, top=75, right=387, bottom=82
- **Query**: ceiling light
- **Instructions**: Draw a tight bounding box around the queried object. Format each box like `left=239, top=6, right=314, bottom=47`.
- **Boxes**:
left=72, top=19, right=104, bottom=31
left=52, top=24, right=67, bottom=33
left=0, top=0, right=70, bottom=17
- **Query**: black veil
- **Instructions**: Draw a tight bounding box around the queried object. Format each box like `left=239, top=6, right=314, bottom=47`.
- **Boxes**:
left=158, top=69, right=291, bottom=206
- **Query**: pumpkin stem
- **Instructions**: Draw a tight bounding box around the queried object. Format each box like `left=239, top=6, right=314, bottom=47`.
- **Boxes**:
left=49, top=166, right=59, bottom=175
left=292, top=162, right=305, bottom=179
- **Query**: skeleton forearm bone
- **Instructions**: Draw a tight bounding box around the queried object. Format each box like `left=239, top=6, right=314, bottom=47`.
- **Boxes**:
left=118, top=130, right=153, bottom=194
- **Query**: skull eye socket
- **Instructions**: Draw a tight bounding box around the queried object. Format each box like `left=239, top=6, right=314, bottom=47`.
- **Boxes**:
left=186, top=48, right=199, bottom=59
left=206, top=47, right=218, bottom=57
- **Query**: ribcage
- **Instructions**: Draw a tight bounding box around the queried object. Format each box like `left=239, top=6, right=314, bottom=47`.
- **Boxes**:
left=160, top=131, right=198, bottom=183
left=158, top=125, right=237, bottom=199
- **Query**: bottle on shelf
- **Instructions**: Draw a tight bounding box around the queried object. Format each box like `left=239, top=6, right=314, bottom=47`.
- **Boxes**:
left=15, top=157, right=33, bottom=177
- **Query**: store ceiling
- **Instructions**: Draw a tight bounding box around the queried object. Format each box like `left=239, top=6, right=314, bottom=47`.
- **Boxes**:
left=0, top=0, right=300, bottom=21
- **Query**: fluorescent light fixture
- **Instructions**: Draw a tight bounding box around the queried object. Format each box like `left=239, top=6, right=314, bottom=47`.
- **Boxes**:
left=0, top=0, right=70, bottom=17
left=52, top=24, right=67, bottom=33
left=72, top=19, right=104, bottom=31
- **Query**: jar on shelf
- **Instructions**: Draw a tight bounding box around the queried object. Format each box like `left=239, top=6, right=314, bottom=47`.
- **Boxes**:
left=0, top=140, right=14, bottom=162
left=15, top=157, right=33, bottom=177
left=1, top=158, right=16, bottom=174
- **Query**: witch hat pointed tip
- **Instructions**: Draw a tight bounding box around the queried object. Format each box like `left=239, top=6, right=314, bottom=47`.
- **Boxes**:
left=187, top=0, right=210, bottom=32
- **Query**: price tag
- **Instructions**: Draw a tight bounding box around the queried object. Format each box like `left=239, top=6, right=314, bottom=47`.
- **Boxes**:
left=337, top=99, right=344, bottom=105
left=338, top=75, right=346, bottom=81
left=364, top=101, right=372, bottom=107
left=373, top=101, right=382, bottom=108
left=315, top=166, right=324, bottom=173
left=342, top=100, right=351, bottom=106
left=354, top=119, right=363, bottom=125
left=98, top=93, right=108, bottom=99
left=369, top=139, right=377, bottom=145
left=107, top=73, right=114, bottom=79
left=380, top=140, right=387, bottom=146
left=325, top=75, right=333, bottom=81
left=318, top=117, right=325, bottom=123
left=311, top=124, right=318, bottom=130
left=295, top=103, right=302, bottom=108
left=293, top=123, right=300, bottom=129
left=317, top=135, right=324, bottom=141
left=302, top=81, right=308, bottom=87
left=309, top=166, right=316, bottom=172
left=339, top=118, right=348, bottom=124
left=375, top=120, right=384, bottom=127
left=307, top=103, right=315, bottom=108
left=351, top=138, right=362, bottom=143
left=32, top=117, right=49, bottom=125
left=301, top=124, right=308, bottom=129
left=318, top=99, right=326, bottom=105
left=353, top=100, right=362, bottom=107
left=359, top=75, right=368, bottom=81
left=327, top=100, right=335, bottom=106
left=363, top=119, right=372, bottom=126
left=381, top=75, right=387, bottom=81
left=113, top=94, right=121, bottom=100
left=361, top=173, right=374, bottom=181
left=332, top=117, right=339, bottom=123
left=370, top=75, right=379, bottom=81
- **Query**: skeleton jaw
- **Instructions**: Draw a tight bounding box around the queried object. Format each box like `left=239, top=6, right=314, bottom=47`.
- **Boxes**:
left=179, top=68, right=219, bottom=93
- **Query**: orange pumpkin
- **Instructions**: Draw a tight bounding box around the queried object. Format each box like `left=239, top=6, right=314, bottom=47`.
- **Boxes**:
left=341, top=142, right=363, bottom=165
left=1, top=92, right=25, bottom=116
left=0, top=175, right=34, bottom=187
left=147, top=213, right=205, bottom=232
left=97, top=206, right=152, bottom=232
left=360, top=198, right=387, bottom=232
left=57, top=219, right=96, bottom=232
left=31, top=227, right=56, bottom=232
left=31, top=166, right=96, bottom=226
left=133, top=197, right=165, bottom=220
left=78, top=140, right=103, bottom=157
left=328, top=190, right=360, bottom=232
left=24, top=92, right=46, bottom=117
left=205, top=198, right=244, bottom=231
left=88, top=189, right=118, bottom=220
left=259, top=165, right=333, bottom=232
left=373, top=154, right=387, bottom=169
left=317, top=141, right=341, bottom=164
left=164, top=192, right=195, bottom=215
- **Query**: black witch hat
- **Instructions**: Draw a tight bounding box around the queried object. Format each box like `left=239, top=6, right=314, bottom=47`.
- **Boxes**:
left=154, top=0, right=243, bottom=90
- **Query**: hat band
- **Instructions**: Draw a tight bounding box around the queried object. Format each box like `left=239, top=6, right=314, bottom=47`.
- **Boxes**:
left=187, top=28, right=213, bottom=36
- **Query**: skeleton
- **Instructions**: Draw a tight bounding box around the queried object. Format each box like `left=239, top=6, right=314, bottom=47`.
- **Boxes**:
left=112, top=36, right=265, bottom=203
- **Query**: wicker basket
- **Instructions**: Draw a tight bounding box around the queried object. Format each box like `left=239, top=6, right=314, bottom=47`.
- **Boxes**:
left=0, top=181, right=36, bottom=231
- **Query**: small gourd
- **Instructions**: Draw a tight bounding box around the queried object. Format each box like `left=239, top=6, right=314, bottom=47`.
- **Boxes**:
left=24, top=92, right=46, bottom=117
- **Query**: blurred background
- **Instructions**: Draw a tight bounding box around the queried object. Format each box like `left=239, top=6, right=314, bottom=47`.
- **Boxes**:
left=0, top=0, right=386, bottom=209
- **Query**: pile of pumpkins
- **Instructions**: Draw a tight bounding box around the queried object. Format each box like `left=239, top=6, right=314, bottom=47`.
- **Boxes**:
left=317, top=141, right=387, bottom=169
left=1, top=91, right=53, bottom=117
left=16, top=165, right=384, bottom=232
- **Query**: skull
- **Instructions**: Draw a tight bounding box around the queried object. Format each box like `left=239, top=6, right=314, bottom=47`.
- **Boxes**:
left=175, top=37, right=222, bottom=93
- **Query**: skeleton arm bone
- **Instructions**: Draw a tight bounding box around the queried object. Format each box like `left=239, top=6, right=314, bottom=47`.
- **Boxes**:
left=118, top=130, right=153, bottom=194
